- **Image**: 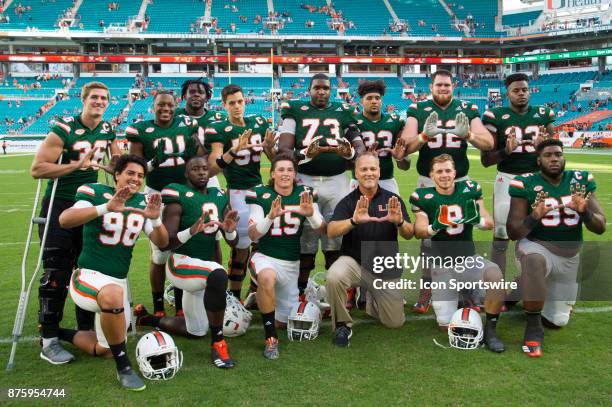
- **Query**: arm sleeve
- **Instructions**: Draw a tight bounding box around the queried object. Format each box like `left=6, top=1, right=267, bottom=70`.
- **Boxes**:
left=248, top=204, right=265, bottom=226
left=75, top=184, right=98, bottom=205
left=73, top=200, right=94, bottom=209
left=405, top=103, right=419, bottom=119
left=161, top=187, right=181, bottom=205
left=467, top=103, right=481, bottom=121
left=330, top=196, right=353, bottom=221
left=278, top=118, right=296, bottom=135
left=143, top=219, right=153, bottom=236
left=508, top=177, right=529, bottom=199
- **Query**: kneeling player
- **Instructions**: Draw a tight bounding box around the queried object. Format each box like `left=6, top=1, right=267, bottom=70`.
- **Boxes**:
left=247, top=154, right=324, bottom=359
left=410, top=154, right=505, bottom=352
left=507, top=139, right=605, bottom=357
left=58, top=155, right=169, bottom=391
left=135, top=156, right=239, bottom=368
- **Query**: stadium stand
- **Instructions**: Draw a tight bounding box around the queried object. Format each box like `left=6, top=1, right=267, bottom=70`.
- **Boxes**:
left=388, top=0, right=458, bottom=36
left=332, top=0, right=391, bottom=35
left=76, top=0, right=140, bottom=31
left=0, top=0, right=73, bottom=30
left=211, top=0, right=267, bottom=34
left=277, top=0, right=337, bottom=35
left=502, top=10, right=542, bottom=27
left=146, top=0, right=205, bottom=33
left=449, top=0, right=498, bottom=37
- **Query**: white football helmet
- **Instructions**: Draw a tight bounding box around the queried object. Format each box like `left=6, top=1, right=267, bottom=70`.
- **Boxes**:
left=304, top=273, right=330, bottom=312
left=136, top=330, right=183, bottom=380
left=448, top=307, right=483, bottom=350
left=164, top=283, right=175, bottom=307
left=287, top=301, right=321, bottom=341
left=223, top=292, right=252, bottom=337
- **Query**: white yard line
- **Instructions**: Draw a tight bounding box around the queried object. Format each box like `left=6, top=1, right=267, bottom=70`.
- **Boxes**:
left=1, top=305, right=611, bottom=344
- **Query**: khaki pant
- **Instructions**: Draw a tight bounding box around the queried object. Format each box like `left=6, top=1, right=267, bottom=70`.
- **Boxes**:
left=326, top=256, right=405, bottom=330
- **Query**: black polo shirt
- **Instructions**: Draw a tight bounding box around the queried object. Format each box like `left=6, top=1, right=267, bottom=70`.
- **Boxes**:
left=331, top=186, right=410, bottom=265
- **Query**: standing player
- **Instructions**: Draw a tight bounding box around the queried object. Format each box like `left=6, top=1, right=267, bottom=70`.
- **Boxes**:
left=207, top=84, right=272, bottom=300
left=246, top=154, right=324, bottom=359
left=401, top=70, right=494, bottom=313
left=30, top=81, right=121, bottom=364
left=277, top=73, right=365, bottom=297
left=57, top=155, right=168, bottom=390
left=349, top=79, right=409, bottom=195
left=507, top=139, right=605, bottom=357
left=126, top=90, right=203, bottom=318
left=481, top=73, right=555, bottom=278
left=410, top=154, right=505, bottom=352
left=134, top=156, right=239, bottom=369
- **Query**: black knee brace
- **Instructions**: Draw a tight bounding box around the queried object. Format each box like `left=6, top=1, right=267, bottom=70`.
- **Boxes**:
left=228, top=248, right=246, bottom=275
left=323, top=250, right=340, bottom=270
left=299, top=253, right=316, bottom=275
left=493, top=240, right=509, bottom=252
left=101, top=307, right=125, bottom=314
left=205, top=269, right=228, bottom=312
left=38, top=248, right=74, bottom=335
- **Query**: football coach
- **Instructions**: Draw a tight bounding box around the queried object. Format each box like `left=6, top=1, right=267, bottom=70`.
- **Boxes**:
left=326, top=151, right=414, bottom=347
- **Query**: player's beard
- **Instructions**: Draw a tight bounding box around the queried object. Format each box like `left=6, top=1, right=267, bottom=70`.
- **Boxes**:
left=432, top=93, right=452, bottom=107
left=541, top=160, right=565, bottom=178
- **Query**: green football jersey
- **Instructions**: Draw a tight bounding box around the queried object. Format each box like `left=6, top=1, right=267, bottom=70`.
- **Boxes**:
left=352, top=112, right=404, bottom=180
left=161, top=183, right=229, bottom=261
left=125, top=116, right=201, bottom=191
left=482, top=105, right=555, bottom=174
left=280, top=100, right=358, bottom=176
left=406, top=99, right=480, bottom=178
left=176, top=107, right=225, bottom=151
left=245, top=184, right=314, bottom=261
left=45, top=115, right=115, bottom=201
left=508, top=170, right=596, bottom=241
left=205, top=115, right=269, bottom=190
left=75, top=183, right=150, bottom=279
left=409, top=180, right=483, bottom=256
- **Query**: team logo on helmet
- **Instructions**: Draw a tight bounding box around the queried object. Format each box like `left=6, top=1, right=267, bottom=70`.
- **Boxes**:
left=75, top=129, right=85, bottom=135
left=146, top=127, right=155, bottom=133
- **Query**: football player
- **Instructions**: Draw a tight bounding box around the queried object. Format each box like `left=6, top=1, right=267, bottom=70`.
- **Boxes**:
left=175, top=79, right=225, bottom=129
left=134, top=156, right=239, bottom=369
left=410, top=154, right=505, bottom=352
left=30, top=81, right=121, bottom=364
left=247, top=153, right=325, bottom=359
left=481, top=73, right=555, bottom=279
left=207, top=84, right=273, bottom=300
left=57, top=154, right=168, bottom=391
left=126, top=90, right=204, bottom=318
left=277, top=73, right=365, bottom=298
left=402, top=70, right=494, bottom=314
left=350, top=79, right=409, bottom=195
left=507, top=139, right=605, bottom=357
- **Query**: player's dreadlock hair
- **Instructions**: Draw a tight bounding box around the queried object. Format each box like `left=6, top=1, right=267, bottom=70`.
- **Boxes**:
left=309, top=73, right=330, bottom=89
left=181, top=79, right=213, bottom=101
left=504, top=73, right=529, bottom=88
left=153, top=89, right=177, bottom=102
left=536, top=138, right=563, bottom=154
left=358, top=80, right=386, bottom=97
left=113, top=154, right=148, bottom=183
left=269, top=153, right=297, bottom=187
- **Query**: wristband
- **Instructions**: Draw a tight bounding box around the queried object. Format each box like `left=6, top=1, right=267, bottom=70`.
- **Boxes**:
left=177, top=228, right=194, bottom=244
left=224, top=230, right=237, bottom=240
left=216, top=155, right=229, bottom=169
left=476, top=217, right=487, bottom=230
left=427, top=225, right=439, bottom=237
left=396, top=219, right=405, bottom=228
left=256, top=217, right=274, bottom=235
left=96, top=203, right=109, bottom=217
left=350, top=218, right=358, bottom=227
left=307, top=211, right=324, bottom=229
left=465, top=131, right=473, bottom=141
left=580, top=208, right=593, bottom=223
left=418, top=132, right=428, bottom=143
left=150, top=217, right=163, bottom=228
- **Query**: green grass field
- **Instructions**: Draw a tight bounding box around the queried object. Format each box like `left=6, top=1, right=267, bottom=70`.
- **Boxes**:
left=1, top=151, right=611, bottom=406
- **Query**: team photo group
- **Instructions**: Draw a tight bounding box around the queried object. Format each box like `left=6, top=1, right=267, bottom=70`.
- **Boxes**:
left=28, top=69, right=606, bottom=391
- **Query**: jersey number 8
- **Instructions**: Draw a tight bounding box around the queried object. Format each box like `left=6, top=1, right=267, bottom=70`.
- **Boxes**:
left=99, top=213, right=145, bottom=246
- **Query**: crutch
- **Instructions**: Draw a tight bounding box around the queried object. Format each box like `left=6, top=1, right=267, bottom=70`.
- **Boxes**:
left=7, top=157, right=61, bottom=371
